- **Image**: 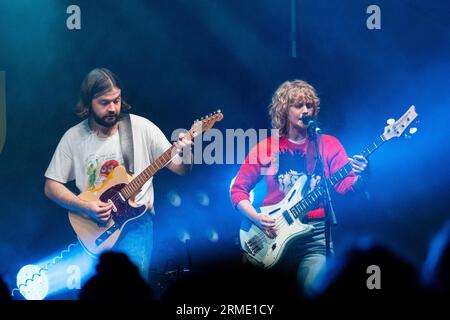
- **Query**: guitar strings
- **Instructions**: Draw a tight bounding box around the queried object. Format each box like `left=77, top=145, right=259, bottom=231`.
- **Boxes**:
left=104, top=152, right=180, bottom=214
left=248, top=217, right=287, bottom=247
left=247, top=212, right=313, bottom=248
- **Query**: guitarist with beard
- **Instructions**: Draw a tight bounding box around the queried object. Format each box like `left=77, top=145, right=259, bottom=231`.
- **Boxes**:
left=44, top=68, right=193, bottom=282
left=230, top=80, right=368, bottom=297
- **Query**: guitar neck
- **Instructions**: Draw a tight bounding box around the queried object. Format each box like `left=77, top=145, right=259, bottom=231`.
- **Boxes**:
left=290, top=135, right=386, bottom=219
left=120, top=145, right=177, bottom=199
left=111, top=110, right=223, bottom=201
left=328, top=135, right=385, bottom=185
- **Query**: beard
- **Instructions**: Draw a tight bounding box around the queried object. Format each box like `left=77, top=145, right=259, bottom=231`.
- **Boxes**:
left=92, top=111, right=120, bottom=128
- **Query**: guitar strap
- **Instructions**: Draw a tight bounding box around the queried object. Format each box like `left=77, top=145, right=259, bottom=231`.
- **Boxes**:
left=118, top=113, right=135, bottom=175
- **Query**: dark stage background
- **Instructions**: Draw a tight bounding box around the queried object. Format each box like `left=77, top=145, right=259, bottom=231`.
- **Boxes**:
left=0, top=0, right=449, bottom=299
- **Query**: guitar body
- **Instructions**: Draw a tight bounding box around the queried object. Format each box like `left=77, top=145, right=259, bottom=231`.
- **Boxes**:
left=68, top=166, right=148, bottom=256
left=239, top=175, right=315, bottom=269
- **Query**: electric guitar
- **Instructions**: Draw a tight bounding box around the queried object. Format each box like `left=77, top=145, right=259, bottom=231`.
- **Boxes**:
left=239, top=106, right=418, bottom=269
left=69, top=111, right=224, bottom=256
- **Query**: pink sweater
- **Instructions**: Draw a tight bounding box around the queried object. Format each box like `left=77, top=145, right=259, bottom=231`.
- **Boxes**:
left=230, top=135, right=358, bottom=219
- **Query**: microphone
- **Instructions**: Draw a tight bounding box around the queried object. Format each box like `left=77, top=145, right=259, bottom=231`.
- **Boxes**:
left=301, top=115, right=322, bottom=136
left=301, top=115, right=316, bottom=127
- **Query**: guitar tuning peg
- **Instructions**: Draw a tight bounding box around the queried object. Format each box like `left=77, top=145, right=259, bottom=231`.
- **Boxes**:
left=409, top=127, right=418, bottom=135
left=386, top=118, right=395, bottom=125
left=217, top=109, right=221, bottom=113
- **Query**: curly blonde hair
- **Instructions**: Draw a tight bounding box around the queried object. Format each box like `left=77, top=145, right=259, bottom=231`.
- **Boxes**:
left=269, top=80, right=320, bottom=137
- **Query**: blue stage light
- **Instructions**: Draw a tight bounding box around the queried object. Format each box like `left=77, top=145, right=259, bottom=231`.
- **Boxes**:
left=16, top=264, right=48, bottom=300
left=206, top=228, right=219, bottom=243
left=12, top=244, right=96, bottom=300
left=196, top=191, right=210, bottom=207
left=177, top=229, right=191, bottom=243
left=167, top=190, right=182, bottom=207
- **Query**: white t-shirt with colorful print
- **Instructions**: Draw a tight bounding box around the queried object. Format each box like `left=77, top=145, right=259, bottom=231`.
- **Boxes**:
left=45, top=114, right=172, bottom=207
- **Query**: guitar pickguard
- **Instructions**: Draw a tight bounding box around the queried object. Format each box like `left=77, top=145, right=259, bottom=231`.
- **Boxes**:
left=94, top=184, right=146, bottom=245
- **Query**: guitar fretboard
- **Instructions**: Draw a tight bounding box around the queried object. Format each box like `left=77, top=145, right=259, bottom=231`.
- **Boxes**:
left=120, top=146, right=178, bottom=199
left=114, top=111, right=223, bottom=200
left=288, top=135, right=386, bottom=220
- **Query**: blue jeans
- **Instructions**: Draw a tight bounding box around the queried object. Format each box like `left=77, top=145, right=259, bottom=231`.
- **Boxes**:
left=280, top=220, right=330, bottom=298
left=112, top=212, right=153, bottom=282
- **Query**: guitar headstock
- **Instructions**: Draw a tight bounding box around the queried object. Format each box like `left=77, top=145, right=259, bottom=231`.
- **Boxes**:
left=382, top=105, right=418, bottom=141
left=189, top=110, right=224, bottom=138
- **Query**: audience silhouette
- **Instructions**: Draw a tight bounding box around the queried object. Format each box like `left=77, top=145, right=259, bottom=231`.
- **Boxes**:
left=0, top=275, right=11, bottom=301
left=76, top=229, right=450, bottom=310
left=80, top=251, right=154, bottom=301
left=160, top=259, right=299, bottom=303
left=421, top=219, right=450, bottom=300
left=311, top=239, right=420, bottom=304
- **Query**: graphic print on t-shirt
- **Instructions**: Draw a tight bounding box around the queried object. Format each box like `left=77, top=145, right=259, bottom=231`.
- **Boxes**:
left=86, top=159, right=100, bottom=190
left=273, top=143, right=323, bottom=201
left=274, top=148, right=309, bottom=196
left=85, top=154, right=121, bottom=190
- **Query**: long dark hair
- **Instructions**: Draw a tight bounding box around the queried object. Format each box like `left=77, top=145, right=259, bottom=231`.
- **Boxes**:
left=75, top=68, right=131, bottom=118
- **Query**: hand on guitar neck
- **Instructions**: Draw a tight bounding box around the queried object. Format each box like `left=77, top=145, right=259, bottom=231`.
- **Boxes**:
left=348, top=155, right=368, bottom=175
left=167, top=132, right=194, bottom=176
left=348, top=155, right=369, bottom=189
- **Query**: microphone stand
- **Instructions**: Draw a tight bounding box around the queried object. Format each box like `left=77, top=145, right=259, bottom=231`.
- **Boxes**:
left=185, top=238, right=193, bottom=273
left=307, top=122, right=337, bottom=259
